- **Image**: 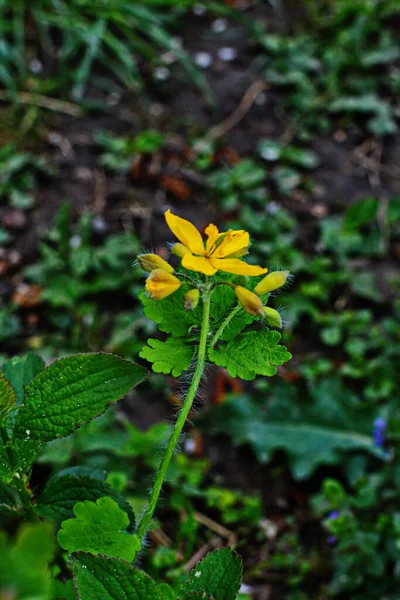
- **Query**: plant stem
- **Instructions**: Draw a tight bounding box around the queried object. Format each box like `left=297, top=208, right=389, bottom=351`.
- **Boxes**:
left=135, top=294, right=211, bottom=544
left=210, top=304, right=241, bottom=348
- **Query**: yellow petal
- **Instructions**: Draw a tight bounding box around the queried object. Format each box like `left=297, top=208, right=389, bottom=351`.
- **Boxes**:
left=165, top=210, right=205, bottom=256
left=145, top=269, right=181, bottom=300
left=210, top=258, right=267, bottom=276
left=254, top=271, right=290, bottom=295
left=171, top=243, right=190, bottom=259
left=182, top=253, right=217, bottom=275
left=138, top=253, right=174, bottom=273
left=212, top=230, right=250, bottom=259
left=205, top=223, right=221, bottom=253
left=263, top=306, right=282, bottom=328
left=184, top=288, right=200, bottom=310
left=235, top=286, right=264, bottom=318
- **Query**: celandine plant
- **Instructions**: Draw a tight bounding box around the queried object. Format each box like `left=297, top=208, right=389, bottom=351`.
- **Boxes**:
left=0, top=210, right=291, bottom=600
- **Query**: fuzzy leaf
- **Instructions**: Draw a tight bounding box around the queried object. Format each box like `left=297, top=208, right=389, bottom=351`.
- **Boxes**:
left=35, top=473, right=135, bottom=528
left=14, top=353, right=147, bottom=442
left=178, top=595, right=213, bottom=600
left=0, top=373, right=16, bottom=423
left=139, top=338, right=195, bottom=376
left=204, top=380, right=388, bottom=479
left=179, top=548, right=242, bottom=600
left=209, top=329, right=291, bottom=380
left=72, top=553, right=162, bottom=600
left=58, top=497, right=140, bottom=561
left=0, top=444, right=12, bottom=483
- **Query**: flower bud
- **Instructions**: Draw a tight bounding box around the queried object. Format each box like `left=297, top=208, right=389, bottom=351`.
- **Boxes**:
left=235, top=285, right=264, bottom=318
left=145, top=269, right=181, bottom=300
left=171, top=243, right=190, bottom=259
left=138, top=253, right=174, bottom=273
left=263, top=306, right=282, bottom=328
left=184, top=288, right=200, bottom=310
left=254, top=271, right=290, bottom=296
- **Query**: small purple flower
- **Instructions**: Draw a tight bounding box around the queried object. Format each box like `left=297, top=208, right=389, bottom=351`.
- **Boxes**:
left=327, top=535, right=337, bottom=546
left=373, top=418, right=387, bottom=447
left=328, top=511, right=340, bottom=520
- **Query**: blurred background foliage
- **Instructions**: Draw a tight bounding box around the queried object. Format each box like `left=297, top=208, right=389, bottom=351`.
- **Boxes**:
left=0, top=0, right=400, bottom=598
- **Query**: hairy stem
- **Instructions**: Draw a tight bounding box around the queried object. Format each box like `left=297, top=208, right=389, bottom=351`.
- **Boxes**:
left=135, top=294, right=211, bottom=544
left=210, top=304, right=241, bottom=348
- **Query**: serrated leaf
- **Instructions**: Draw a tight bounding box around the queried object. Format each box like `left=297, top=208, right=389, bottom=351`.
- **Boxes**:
left=0, top=444, right=12, bottom=483
left=14, top=353, right=147, bottom=442
left=0, top=373, right=16, bottom=422
left=204, top=380, right=387, bottom=479
left=35, top=473, right=135, bottom=528
left=58, top=497, right=140, bottom=561
left=209, top=329, right=291, bottom=381
left=179, top=548, right=242, bottom=600
left=178, top=594, right=213, bottom=600
left=140, top=288, right=202, bottom=337
left=2, top=352, right=45, bottom=406
left=139, top=338, right=195, bottom=376
left=72, top=553, right=162, bottom=600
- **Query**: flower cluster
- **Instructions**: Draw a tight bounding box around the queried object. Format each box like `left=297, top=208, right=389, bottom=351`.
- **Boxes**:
left=138, top=210, right=290, bottom=328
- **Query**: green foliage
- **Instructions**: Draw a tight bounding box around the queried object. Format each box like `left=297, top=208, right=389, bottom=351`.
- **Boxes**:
left=35, top=471, right=136, bottom=527
left=253, top=0, right=400, bottom=137
left=0, top=522, right=55, bottom=600
left=0, top=373, right=15, bottom=423
left=58, top=497, right=140, bottom=561
left=140, top=338, right=195, bottom=376
left=178, top=548, right=242, bottom=600
left=97, top=130, right=165, bottom=172
left=0, top=0, right=209, bottom=103
left=209, top=329, right=291, bottom=381
left=204, top=378, right=386, bottom=479
left=0, top=143, right=53, bottom=210
left=14, top=353, right=147, bottom=442
left=72, top=553, right=163, bottom=600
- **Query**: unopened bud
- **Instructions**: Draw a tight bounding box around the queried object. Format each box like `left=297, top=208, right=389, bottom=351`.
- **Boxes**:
left=145, top=269, right=181, bottom=300
left=171, top=243, right=190, bottom=259
left=235, top=285, right=264, bottom=318
left=138, top=253, right=174, bottom=273
left=263, top=306, right=282, bottom=328
left=254, top=271, right=290, bottom=295
left=184, top=288, right=200, bottom=310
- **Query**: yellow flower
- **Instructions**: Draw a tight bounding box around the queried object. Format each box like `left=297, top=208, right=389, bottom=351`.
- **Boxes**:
left=184, top=288, right=200, bottom=310
left=263, top=306, right=282, bottom=328
left=235, top=286, right=264, bottom=318
left=138, top=253, right=174, bottom=273
left=165, top=210, right=267, bottom=277
left=145, top=269, right=181, bottom=300
left=254, top=271, right=290, bottom=295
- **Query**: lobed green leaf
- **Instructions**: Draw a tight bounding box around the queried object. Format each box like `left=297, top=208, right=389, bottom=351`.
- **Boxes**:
left=139, top=337, right=195, bottom=376
left=209, top=329, right=292, bottom=380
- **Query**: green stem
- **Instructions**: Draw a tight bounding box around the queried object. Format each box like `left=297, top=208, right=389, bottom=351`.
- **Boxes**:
left=135, top=294, right=211, bottom=544
left=210, top=304, right=241, bottom=348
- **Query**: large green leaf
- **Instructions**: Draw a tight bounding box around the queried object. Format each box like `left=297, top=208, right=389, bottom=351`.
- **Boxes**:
left=139, top=337, right=195, bottom=376
left=208, top=329, right=291, bottom=380
left=0, top=373, right=16, bottom=423
left=35, top=473, right=135, bottom=528
left=204, top=379, right=387, bottom=479
left=0, top=443, right=12, bottom=483
left=178, top=548, right=242, bottom=600
left=14, top=353, right=147, bottom=442
left=58, top=497, right=140, bottom=561
left=72, top=553, right=162, bottom=600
